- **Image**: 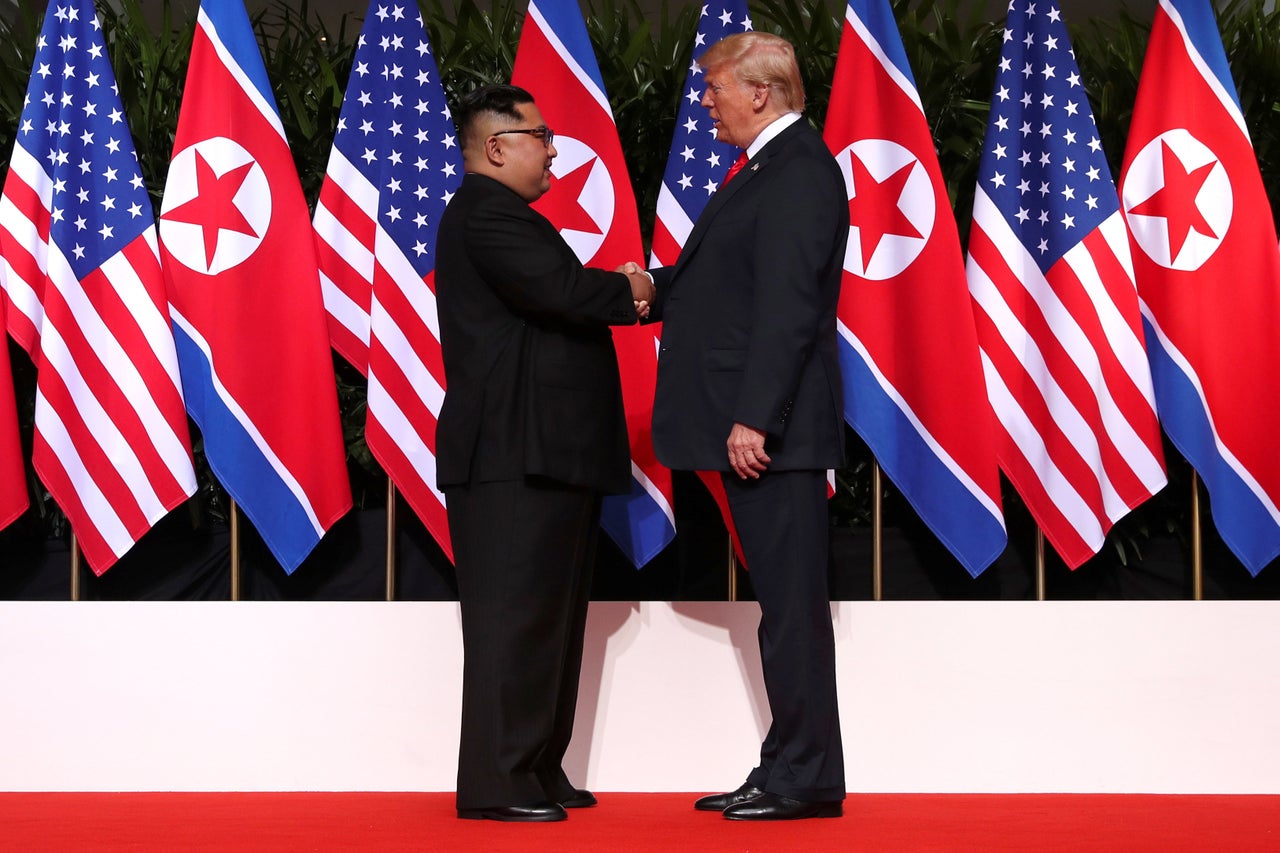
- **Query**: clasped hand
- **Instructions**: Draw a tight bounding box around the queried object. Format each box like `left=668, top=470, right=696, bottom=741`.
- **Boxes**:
left=616, top=261, right=654, bottom=319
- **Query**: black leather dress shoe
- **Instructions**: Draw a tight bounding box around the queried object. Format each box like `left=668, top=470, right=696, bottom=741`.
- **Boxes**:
left=457, top=802, right=568, bottom=822
left=693, top=784, right=765, bottom=812
left=723, top=792, right=842, bottom=821
left=559, top=789, right=597, bottom=808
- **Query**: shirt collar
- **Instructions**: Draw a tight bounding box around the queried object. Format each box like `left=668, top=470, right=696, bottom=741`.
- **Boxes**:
left=745, top=111, right=802, bottom=160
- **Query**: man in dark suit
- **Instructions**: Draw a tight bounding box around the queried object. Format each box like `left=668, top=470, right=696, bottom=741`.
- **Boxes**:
left=435, top=84, right=654, bottom=823
left=645, top=33, right=849, bottom=820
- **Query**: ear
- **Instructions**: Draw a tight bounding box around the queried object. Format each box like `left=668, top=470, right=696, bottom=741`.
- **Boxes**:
left=484, top=135, right=504, bottom=167
left=752, top=83, right=770, bottom=110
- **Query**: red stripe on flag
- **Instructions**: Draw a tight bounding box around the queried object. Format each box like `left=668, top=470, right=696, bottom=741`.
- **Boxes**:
left=365, top=414, right=452, bottom=560
left=986, top=411, right=1094, bottom=565
left=28, top=428, right=114, bottom=570
left=0, top=319, right=26, bottom=530
left=650, top=218, right=682, bottom=269
left=0, top=247, right=44, bottom=354
left=371, top=263, right=446, bottom=396
left=2, top=174, right=52, bottom=245
left=1, top=179, right=51, bottom=354
left=32, top=366, right=151, bottom=563
left=969, top=233, right=1111, bottom=544
left=366, top=338, right=440, bottom=442
left=316, top=181, right=375, bottom=371
left=43, top=279, right=186, bottom=507
left=85, top=249, right=192, bottom=468
left=318, top=180, right=377, bottom=246
left=1083, top=228, right=1146, bottom=345
left=987, top=249, right=1148, bottom=511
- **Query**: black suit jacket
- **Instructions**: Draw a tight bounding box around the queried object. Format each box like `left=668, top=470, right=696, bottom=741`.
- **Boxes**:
left=435, top=173, right=637, bottom=494
left=650, top=119, right=848, bottom=471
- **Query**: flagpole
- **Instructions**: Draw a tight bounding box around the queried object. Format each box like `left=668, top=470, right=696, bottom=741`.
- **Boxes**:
left=385, top=479, right=397, bottom=602
left=69, top=533, right=81, bottom=602
left=1035, top=529, right=1047, bottom=601
left=872, top=462, right=883, bottom=602
left=727, top=539, right=738, bottom=602
left=1191, top=472, right=1203, bottom=601
left=229, top=499, right=241, bottom=602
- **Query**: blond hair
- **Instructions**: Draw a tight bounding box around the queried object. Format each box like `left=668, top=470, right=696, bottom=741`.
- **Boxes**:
left=697, top=32, right=805, bottom=113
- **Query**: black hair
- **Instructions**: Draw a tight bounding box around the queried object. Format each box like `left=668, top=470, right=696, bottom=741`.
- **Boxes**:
left=454, top=84, right=536, bottom=150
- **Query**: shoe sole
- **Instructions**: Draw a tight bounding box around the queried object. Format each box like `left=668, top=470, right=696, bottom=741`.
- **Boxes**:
left=724, top=804, right=843, bottom=820
left=457, top=810, right=567, bottom=822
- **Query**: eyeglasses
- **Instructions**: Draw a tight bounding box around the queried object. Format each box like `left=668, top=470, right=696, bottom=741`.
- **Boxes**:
left=493, top=126, right=555, bottom=148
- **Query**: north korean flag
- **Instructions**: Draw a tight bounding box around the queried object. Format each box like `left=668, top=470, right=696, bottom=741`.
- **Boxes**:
left=826, top=0, right=1006, bottom=576
left=512, top=0, right=675, bottom=567
left=1120, top=0, right=1280, bottom=574
left=159, top=0, right=352, bottom=573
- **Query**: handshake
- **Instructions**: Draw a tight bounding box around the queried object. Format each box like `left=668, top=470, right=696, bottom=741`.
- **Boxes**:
left=616, top=261, right=654, bottom=320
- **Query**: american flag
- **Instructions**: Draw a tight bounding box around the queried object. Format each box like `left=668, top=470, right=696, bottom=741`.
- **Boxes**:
left=314, top=0, right=462, bottom=560
left=1120, top=0, right=1280, bottom=574
left=650, top=1, right=752, bottom=563
left=513, top=0, right=675, bottom=567
left=965, top=0, right=1166, bottom=568
left=1, top=290, right=25, bottom=531
left=649, top=2, right=752, bottom=268
left=827, top=0, right=1006, bottom=577
left=0, top=0, right=196, bottom=572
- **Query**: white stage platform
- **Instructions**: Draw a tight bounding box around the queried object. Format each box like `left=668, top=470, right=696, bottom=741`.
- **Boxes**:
left=1, top=600, right=1277, bottom=793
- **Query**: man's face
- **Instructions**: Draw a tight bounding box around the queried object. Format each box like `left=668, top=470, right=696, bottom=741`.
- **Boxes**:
left=492, top=102, right=557, bottom=202
left=700, top=66, right=758, bottom=150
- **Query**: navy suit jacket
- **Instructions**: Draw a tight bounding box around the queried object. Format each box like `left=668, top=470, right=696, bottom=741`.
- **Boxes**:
left=435, top=173, right=637, bottom=494
left=650, top=119, right=848, bottom=472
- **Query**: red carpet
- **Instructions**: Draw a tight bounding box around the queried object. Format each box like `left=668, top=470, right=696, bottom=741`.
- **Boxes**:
left=1, top=793, right=1277, bottom=851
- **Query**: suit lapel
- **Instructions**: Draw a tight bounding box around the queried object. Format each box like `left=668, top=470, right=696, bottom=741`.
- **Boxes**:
left=670, top=120, right=811, bottom=280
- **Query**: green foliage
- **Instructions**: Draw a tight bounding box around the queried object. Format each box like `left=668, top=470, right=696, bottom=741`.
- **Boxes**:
left=891, top=0, right=1004, bottom=237
left=2, top=0, right=1280, bottom=570
left=424, top=0, right=521, bottom=95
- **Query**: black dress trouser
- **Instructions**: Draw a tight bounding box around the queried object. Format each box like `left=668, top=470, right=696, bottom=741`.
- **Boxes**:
left=722, top=468, right=846, bottom=803
left=447, top=477, right=600, bottom=810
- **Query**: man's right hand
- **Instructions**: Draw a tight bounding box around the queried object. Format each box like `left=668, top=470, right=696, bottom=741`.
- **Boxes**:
left=621, top=266, right=655, bottom=306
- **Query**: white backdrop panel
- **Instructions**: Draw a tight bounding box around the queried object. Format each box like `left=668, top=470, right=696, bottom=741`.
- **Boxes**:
left=0, top=601, right=1277, bottom=793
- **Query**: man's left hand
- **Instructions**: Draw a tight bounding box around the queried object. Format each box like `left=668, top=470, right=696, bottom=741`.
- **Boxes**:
left=727, top=422, right=770, bottom=479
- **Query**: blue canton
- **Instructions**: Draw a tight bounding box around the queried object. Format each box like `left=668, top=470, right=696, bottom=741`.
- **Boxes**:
left=332, top=2, right=461, bottom=277
left=978, top=0, right=1119, bottom=271
left=660, top=2, right=754, bottom=209
left=15, top=0, right=153, bottom=280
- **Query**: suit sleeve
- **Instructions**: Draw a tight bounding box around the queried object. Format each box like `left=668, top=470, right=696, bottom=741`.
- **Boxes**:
left=735, top=150, right=845, bottom=433
left=643, top=266, right=673, bottom=324
left=466, top=195, right=637, bottom=327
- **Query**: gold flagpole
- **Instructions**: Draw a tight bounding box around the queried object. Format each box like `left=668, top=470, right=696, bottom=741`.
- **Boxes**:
left=229, top=499, right=241, bottom=601
left=872, top=462, right=883, bottom=602
left=69, top=533, right=81, bottom=602
left=1191, top=471, right=1203, bottom=601
left=727, top=536, right=738, bottom=602
left=385, top=479, right=397, bottom=602
left=1035, top=529, right=1047, bottom=601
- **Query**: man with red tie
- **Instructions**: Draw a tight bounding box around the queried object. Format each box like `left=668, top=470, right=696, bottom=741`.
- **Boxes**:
left=644, top=32, right=849, bottom=821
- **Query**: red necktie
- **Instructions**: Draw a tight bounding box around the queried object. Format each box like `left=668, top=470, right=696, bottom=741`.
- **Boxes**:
left=721, top=152, right=749, bottom=189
